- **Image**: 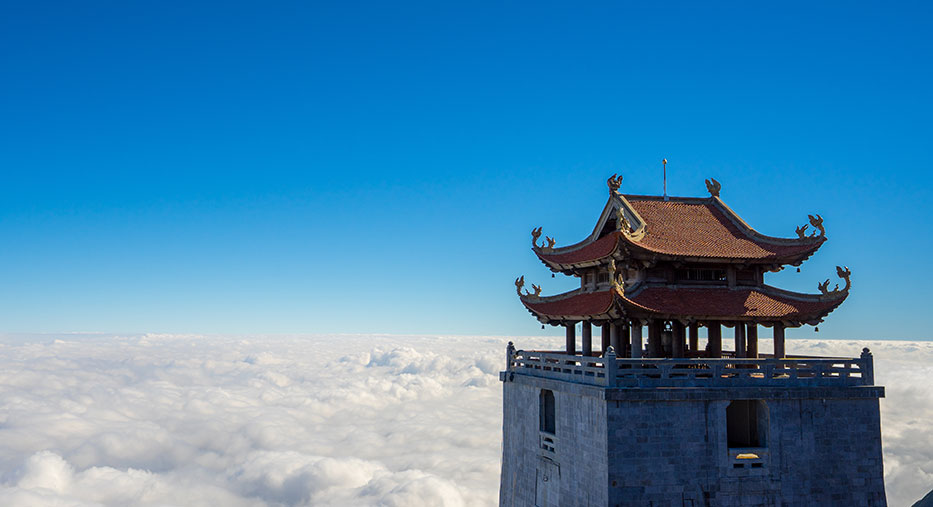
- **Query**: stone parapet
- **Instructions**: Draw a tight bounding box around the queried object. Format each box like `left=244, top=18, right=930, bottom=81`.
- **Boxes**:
left=505, top=347, right=876, bottom=389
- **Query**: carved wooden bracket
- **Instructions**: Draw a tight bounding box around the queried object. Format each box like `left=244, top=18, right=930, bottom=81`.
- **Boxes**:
left=608, top=259, right=625, bottom=293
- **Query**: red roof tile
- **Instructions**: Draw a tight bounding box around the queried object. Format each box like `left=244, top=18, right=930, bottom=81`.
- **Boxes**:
left=624, top=286, right=844, bottom=319
left=521, top=285, right=844, bottom=322
left=521, top=290, right=615, bottom=318
left=535, top=232, right=620, bottom=265
left=625, top=198, right=821, bottom=260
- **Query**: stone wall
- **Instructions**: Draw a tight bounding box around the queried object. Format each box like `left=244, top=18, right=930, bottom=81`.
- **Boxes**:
left=499, top=376, right=608, bottom=507
left=500, top=373, right=886, bottom=507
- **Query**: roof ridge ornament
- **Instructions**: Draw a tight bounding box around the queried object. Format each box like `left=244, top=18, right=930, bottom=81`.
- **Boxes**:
left=818, top=265, right=851, bottom=295
left=515, top=275, right=542, bottom=298
left=705, top=178, right=721, bottom=197
left=796, top=214, right=826, bottom=239
left=531, top=227, right=555, bottom=251
left=607, top=174, right=623, bottom=193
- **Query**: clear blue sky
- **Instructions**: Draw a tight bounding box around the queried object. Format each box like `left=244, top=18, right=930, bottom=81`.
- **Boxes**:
left=1, top=1, right=930, bottom=339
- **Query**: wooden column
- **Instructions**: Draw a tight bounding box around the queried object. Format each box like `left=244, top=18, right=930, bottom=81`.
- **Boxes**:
left=773, top=323, right=786, bottom=359
left=601, top=323, right=611, bottom=354
left=630, top=321, right=643, bottom=358
left=565, top=323, right=576, bottom=355
left=672, top=321, right=686, bottom=358
left=747, top=323, right=759, bottom=358
left=610, top=322, right=623, bottom=354
left=688, top=323, right=699, bottom=353
left=647, top=319, right=662, bottom=358
left=581, top=322, right=592, bottom=357
left=735, top=322, right=746, bottom=358
left=708, top=322, right=722, bottom=357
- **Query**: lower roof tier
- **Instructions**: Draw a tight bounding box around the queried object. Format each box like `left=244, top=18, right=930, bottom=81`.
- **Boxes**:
left=519, top=283, right=847, bottom=327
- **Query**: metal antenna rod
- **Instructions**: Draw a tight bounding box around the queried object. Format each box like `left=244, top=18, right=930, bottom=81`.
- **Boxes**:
left=663, top=158, right=668, bottom=201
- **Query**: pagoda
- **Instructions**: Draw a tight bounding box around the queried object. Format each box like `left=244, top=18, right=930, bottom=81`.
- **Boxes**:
left=499, top=174, right=886, bottom=506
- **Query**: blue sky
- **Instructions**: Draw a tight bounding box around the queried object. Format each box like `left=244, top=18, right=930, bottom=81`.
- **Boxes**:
left=1, top=1, right=930, bottom=339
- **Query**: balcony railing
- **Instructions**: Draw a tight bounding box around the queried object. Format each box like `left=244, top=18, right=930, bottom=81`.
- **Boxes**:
left=504, top=345, right=875, bottom=388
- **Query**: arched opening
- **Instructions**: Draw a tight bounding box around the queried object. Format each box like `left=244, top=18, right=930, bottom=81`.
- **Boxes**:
left=539, top=389, right=555, bottom=434
left=726, top=400, right=768, bottom=448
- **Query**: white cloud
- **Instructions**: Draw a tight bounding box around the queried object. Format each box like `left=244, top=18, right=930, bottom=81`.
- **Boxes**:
left=0, top=334, right=928, bottom=506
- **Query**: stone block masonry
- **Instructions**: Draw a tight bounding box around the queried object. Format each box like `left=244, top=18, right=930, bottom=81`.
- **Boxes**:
left=499, top=373, right=886, bottom=507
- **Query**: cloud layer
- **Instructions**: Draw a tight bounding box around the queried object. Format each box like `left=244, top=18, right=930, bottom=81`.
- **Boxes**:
left=0, top=334, right=929, bottom=506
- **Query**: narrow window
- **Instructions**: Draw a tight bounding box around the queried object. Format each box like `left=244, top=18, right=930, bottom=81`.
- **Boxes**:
left=539, top=389, right=555, bottom=434
left=726, top=400, right=768, bottom=448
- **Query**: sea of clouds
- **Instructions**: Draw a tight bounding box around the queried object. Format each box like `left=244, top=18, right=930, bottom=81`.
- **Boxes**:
left=0, top=333, right=930, bottom=507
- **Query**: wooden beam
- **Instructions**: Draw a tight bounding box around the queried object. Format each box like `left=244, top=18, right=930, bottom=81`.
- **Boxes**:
left=648, top=320, right=662, bottom=358
left=565, top=324, right=576, bottom=355
left=747, top=323, right=759, bottom=359
left=631, top=321, right=643, bottom=358
left=601, top=323, right=611, bottom=354
left=773, top=323, right=785, bottom=359
left=672, top=321, right=686, bottom=358
left=735, top=322, right=746, bottom=358
left=708, top=322, right=722, bottom=357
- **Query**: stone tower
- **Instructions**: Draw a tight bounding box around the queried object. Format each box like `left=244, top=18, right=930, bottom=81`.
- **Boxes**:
left=499, top=175, right=885, bottom=506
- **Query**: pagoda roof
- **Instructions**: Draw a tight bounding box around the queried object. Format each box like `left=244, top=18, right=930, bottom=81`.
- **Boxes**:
left=518, top=282, right=848, bottom=327
left=534, top=191, right=826, bottom=271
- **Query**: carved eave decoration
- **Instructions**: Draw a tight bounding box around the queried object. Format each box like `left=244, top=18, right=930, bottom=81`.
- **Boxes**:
left=615, top=206, right=647, bottom=242
left=531, top=227, right=556, bottom=253
left=607, top=259, right=625, bottom=294
left=817, top=265, right=852, bottom=299
left=514, top=275, right=542, bottom=300
left=795, top=214, right=827, bottom=241
left=705, top=177, right=721, bottom=197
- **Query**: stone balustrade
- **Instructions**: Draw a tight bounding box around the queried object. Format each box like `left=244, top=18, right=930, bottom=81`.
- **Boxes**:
left=504, top=344, right=875, bottom=388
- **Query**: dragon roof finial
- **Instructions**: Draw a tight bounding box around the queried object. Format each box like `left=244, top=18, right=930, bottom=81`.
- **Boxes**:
left=705, top=178, right=721, bottom=197
left=818, top=265, right=851, bottom=295
left=797, top=214, right=826, bottom=239
left=515, top=275, right=542, bottom=298
left=607, top=174, right=623, bottom=193
left=531, top=227, right=555, bottom=251
left=809, top=214, right=826, bottom=237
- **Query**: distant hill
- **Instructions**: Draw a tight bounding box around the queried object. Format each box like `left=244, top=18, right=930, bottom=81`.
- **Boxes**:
left=913, top=488, right=933, bottom=507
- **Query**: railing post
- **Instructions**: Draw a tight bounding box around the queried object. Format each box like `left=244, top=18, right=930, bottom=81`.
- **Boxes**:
left=605, top=346, right=618, bottom=387
left=506, top=341, right=515, bottom=371
left=861, top=347, right=874, bottom=385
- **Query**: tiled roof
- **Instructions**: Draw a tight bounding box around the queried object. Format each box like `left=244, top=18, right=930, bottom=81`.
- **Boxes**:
left=521, top=290, right=615, bottom=318
left=625, top=197, right=821, bottom=260
left=520, top=285, right=845, bottom=322
left=623, top=285, right=845, bottom=319
left=535, top=232, right=620, bottom=265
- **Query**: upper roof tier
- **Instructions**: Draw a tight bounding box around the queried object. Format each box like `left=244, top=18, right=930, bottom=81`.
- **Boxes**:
left=534, top=178, right=827, bottom=272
